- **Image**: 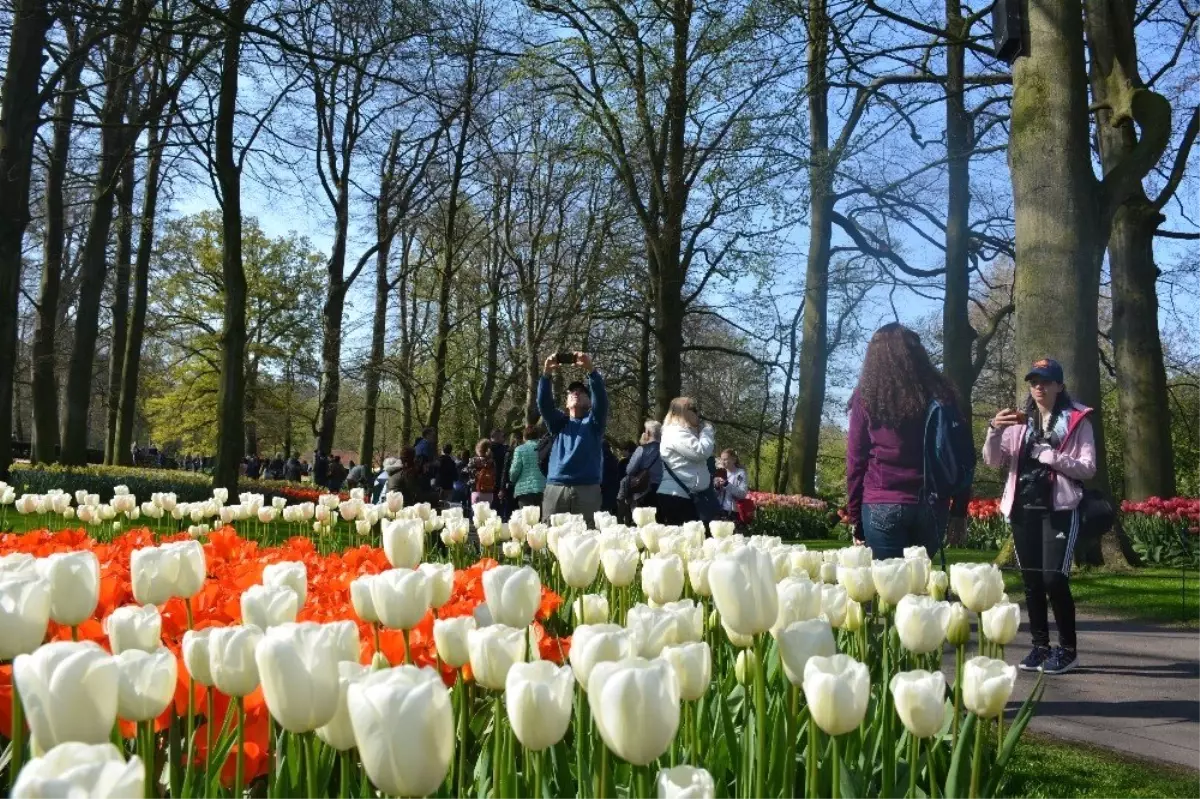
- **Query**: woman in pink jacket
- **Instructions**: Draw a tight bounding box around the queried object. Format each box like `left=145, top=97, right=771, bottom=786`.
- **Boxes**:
left=983, top=358, right=1096, bottom=675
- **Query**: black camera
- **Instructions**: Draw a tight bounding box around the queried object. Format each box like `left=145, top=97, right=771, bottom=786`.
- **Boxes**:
left=1017, top=434, right=1053, bottom=510
left=555, top=351, right=577, bottom=366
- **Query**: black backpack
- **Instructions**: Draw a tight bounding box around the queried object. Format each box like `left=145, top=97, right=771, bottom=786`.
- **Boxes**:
left=536, top=433, right=556, bottom=476
left=923, top=399, right=976, bottom=502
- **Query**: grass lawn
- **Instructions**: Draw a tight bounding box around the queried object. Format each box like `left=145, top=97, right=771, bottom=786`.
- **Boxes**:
left=998, top=734, right=1200, bottom=798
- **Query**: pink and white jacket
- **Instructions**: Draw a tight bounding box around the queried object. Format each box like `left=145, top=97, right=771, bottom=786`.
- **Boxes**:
left=982, top=401, right=1097, bottom=518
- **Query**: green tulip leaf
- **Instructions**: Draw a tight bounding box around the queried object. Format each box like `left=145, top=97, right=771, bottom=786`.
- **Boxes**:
left=944, top=712, right=976, bottom=798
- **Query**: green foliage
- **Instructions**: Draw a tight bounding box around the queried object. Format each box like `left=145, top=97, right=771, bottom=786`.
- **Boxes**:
left=6, top=464, right=304, bottom=506
left=750, top=503, right=842, bottom=541
left=144, top=211, right=324, bottom=454
left=1124, top=515, right=1199, bottom=568
left=997, top=734, right=1200, bottom=798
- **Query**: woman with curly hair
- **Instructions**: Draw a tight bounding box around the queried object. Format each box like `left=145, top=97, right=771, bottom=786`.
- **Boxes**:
left=845, top=323, right=972, bottom=559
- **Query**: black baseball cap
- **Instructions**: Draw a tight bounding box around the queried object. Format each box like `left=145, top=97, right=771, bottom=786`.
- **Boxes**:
left=1025, top=358, right=1064, bottom=383
left=566, top=380, right=591, bottom=396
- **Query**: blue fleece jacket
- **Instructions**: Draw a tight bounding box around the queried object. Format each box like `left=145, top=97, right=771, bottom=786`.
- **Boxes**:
left=537, top=371, right=608, bottom=486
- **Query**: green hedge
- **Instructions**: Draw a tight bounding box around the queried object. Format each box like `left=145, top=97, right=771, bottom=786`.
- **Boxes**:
left=6, top=464, right=310, bottom=504
left=750, top=504, right=843, bottom=541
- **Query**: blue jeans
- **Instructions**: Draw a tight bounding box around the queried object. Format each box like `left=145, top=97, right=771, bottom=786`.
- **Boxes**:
left=862, top=502, right=948, bottom=560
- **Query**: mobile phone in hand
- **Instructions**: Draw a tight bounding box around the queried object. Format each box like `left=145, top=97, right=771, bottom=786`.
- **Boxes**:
left=555, top=351, right=577, bottom=366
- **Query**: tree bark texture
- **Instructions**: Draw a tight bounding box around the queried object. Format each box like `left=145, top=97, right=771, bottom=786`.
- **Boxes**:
left=105, top=158, right=136, bottom=464
left=0, top=0, right=52, bottom=478
left=212, top=0, right=250, bottom=492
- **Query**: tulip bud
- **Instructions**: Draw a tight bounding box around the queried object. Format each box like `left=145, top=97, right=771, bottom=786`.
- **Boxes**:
left=433, top=616, right=476, bottom=668
left=631, top=507, right=657, bottom=528
left=104, top=604, right=162, bottom=655
left=573, top=594, right=610, bottom=625
left=256, top=622, right=341, bottom=732
left=371, top=569, right=432, bottom=631
left=602, top=548, right=639, bottom=588
left=709, top=547, right=778, bottom=637
left=890, top=670, right=947, bottom=738
left=14, top=642, right=119, bottom=751
left=927, top=570, right=949, bottom=601
left=241, top=584, right=299, bottom=630
left=371, top=651, right=390, bottom=671
left=844, top=600, right=865, bottom=632
left=316, top=661, right=371, bottom=751
left=36, top=551, right=100, bottom=626
left=481, top=565, right=541, bottom=629
left=871, top=558, right=911, bottom=606
left=906, top=556, right=931, bottom=595
left=350, top=576, right=379, bottom=624
left=382, top=519, right=425, bottom=569
left=643, top=554, right=685, bottom=604
left=684, top=557, right=712, bottom=596
left=949, top=563, right=1005, bottom=613
left=569, top=624, right=636, bottom=689
left=962, top=656, right=1017, bottom=718
left=419, top=563, right=455, bottom=609
left=777, top=618, right=837, bottom=686
left=0, top=572, right=51, bottom=660
left=894, top=595, right=952, bottom=654
left=502, top=540, right=522, bottom=559
left=262, top=561, right=308, bottom=607
left=182, top=628, right=216, bottom=686
left=838, top=565, right=874, bottom=603
left=12, top=743, right=143, bottom=799
left=505, top=661, right=574, bottom=751
left=208, top=625, right=264, bottom=697
left=467, top=625, right=527, bottom=691
left=945, top=602, right=972, bottom=647
left=772, top=576, right=823, bottom=637
left=820, top=584, right=849, bottom=628
left=657, top=765, right=715, bottom=799
left=347, top=665, right=454, bottom=798
left=981, top=601, right=1020, bottom=646
left=734, top=649, right=757, bottom=685
left=115, top=648, right=177, bottom=722
left=557, top=533, right=602, bottom=588
left=802, top=654, right=871, bottom=736
left=660, top=642, right=711, bottom=702
left=589, top=657, right=681, bottom=765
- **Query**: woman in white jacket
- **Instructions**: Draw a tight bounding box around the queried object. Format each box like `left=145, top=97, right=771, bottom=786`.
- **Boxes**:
left=656, top=397, right=716, bottom=525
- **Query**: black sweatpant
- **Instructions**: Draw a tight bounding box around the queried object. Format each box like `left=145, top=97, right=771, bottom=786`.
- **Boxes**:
left=1011, top=506, right=1078, bottom=651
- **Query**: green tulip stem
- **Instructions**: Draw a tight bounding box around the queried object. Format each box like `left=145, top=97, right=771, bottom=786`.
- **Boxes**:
left=574, top=686, right=587, bottom=799
left=997, top=711, right=1005, bottom=757
left=636, top=765, right=650, bottom=799
left=968, top=714, right=985, bottom=799
left=806, top=715, right=820, bottom=798
left=205, top=689, right=215, bottom=775
left=340, top=750, right=352, bottom=799
left=784, top=686, right=799, bottom=796
left=882, top=611, right=894, bottom=797
left=70, top=625, right=79, bottom=642
left=534, top=748, right=545, bottom=798
left=953, top=644, right=964, bottom=748
left=908, top=733, right=919, bottom=798
left=978, top=625, right=988, bottom=659
left=372, top=624, right=383, bottom=660
left=138, top=720, right=153, bottom=799
left=596, top=741, right=609, bottom=799
left=927, top=737, right=938, bottom=798
left=9, top=675, right=24, bottom=791
left=235, top=697, right=246, bottom=799
left=457, top=678, right=471, bottom=799
left=753, top=635, right=767, bottom=799
left=831, top=734, right=841, bottom=799
left=492, top=692, right=503, bottom=799
left=184, top=602, right=196, bottom=787
left=267, top=714, right=277, bottom=797
left=402, top=628, right=412, bottom=665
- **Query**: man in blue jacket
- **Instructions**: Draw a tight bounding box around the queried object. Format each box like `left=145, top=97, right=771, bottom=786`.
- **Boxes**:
left=537, top=351, right=607, bottom=527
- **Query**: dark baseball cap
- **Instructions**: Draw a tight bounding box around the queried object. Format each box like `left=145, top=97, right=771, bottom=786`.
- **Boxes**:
left=566, top=380, right=591, bottom=396
left=1025, top=358, right=1064, bottom=383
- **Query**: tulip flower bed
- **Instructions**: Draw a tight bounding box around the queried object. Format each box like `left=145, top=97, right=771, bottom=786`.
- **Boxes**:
left=745, top=492, right=841, bottom=541
left=1119, top=497, right=1200, bottom=567
left=1, top=485, right=1043, bottom=799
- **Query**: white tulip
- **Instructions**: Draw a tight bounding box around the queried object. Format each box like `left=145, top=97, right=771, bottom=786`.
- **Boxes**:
left=871, top=558, right=911, bottom=606
left=370, top=569, right=432, bottom=631
left=0, top=572, right=51, bottom=660
left=661, top=642, right=711, bottom=701
left=316, top=661, right=371, bottom=751
left=981, top=601, right=1020, bottom=646
left=802, top=654, right=871, bottom=736
left=626, top=604, right=681, bottom=658
left=255, top=622, right=341, bottom=732
left=130, top=541, right=206, bottom=605
left=208, top=625, right=264, bottom=697
left=11, top=743, right=143, bottom=799
left=723, top=622, right=755, bottom=649
left=240, top=584, right=299, bottom=630
left=14, top=641, right=119, bottom=751
left=819, top=561, right=838, bottom=585
left=686, top=558, right=713, bottom=596
left=350, top=576, right=379, bottom=624
left=482, top=565, right=541, bottom=629
left=419, top=563, right=455, bottom=609
left=642, top=554, right=685, bottom=605
left=777, top=618, right=837, bottom=686
left=505, top=661, right=574, bottom=751
left=894, top=595, right=952, bottom=654
left=115, top=647, right=177, bottom=722
left=262, top=561, right=307, bottom=607
left=949, top=563, right=1005, bottom=614
left=569, top=624, right=637, bottom=689
left=36, top=551, right=99, bottom=626
left=734, top=649, right=757, bottom=685
left=557, top=533, right=602, bottom=588
left=348, top=665, right=454, bottom=798
left=819, top=584, right=849, bottom=628
left=573, top=594, right=610, bottom=625
left=946, top=602, right=972, bottom=647
left=772, top=576, right=823, bottom=636
left=467, top=624, right=526, bottom=690
left=382, top=518, right=425, bottom=569
left=709, top=547, right=778, bottom=637
left=890, top=670, right=947, bottom=738
left=962, top=656, right=1017, bottom=718
left=182, top=628, right=216, bottom=686
left=433, top=616, right=477, bottom=669
left=928, top=569, right=949, bottom=600
left=659, top=600, right=704, bottom=643
left=589, top=657, right=680, bottom=765
left=104, top=605, right=161, bottom=655
left=906, top=556, right=932, bottom=595
left=602, top=548, right=640, bottom=587
left=657, top=765, right=715, bottom=799
left=632, top=507, right=657, bottom=528
left=838, top=565, right=875, bottom=604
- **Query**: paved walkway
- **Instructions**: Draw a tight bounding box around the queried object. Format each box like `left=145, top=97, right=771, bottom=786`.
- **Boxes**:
left=945, top=614, right=1200, bottom=769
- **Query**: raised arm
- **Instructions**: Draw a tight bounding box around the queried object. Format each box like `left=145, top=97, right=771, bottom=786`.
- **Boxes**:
left=537, top=374, right=567, bottom=433
left=588, top=368, right=608, bottom=431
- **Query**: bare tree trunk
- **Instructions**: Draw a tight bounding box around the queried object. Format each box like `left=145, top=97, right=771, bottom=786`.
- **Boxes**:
left=637, top=306, right=652, bottom=423
left=398, top=231, right=416, bottom=448
left=775, top=301, right=803, bottom=494
left=787, top=0, right=831, bottom=497
left=116, top=116, right=166, bottom=465
left=244, top=357, right=258, bottom=457
left=0, top=0, right=52, bottom=478
left=359, top=232, right=391, bottom=470
left=212, top=0, right=250, bottom=493
left=942, top=0, right=974, bottom=415
left=32, top=23, right=83, bottom=464
left=105, top=157, right=135, bottom=464
left=316, top=183, right=350, bottom=455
